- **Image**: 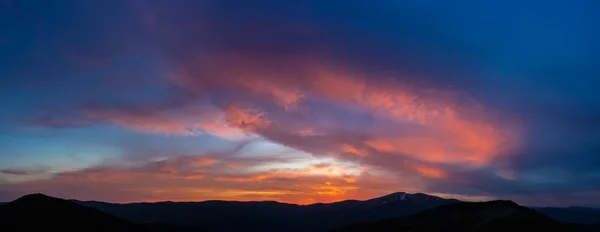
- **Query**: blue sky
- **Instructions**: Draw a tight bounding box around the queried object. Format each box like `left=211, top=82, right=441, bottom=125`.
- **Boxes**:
left=1, top=0, right=599, bottom=206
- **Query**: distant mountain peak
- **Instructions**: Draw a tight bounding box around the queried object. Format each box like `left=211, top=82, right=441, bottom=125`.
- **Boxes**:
left=12, top=193, right=59, bottom=204
left=18, top=192, right=50, bottom=198
left=379, top=192, right=407, bottom=198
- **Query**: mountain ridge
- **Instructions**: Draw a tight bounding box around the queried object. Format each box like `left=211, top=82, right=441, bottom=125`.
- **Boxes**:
left=70, top=191, right=439, bottom=205
left=0, top=193, right=206, bottom=232
left=3, top=192, right=599, bottom=232
left=74, top=191, right=459, bottom=231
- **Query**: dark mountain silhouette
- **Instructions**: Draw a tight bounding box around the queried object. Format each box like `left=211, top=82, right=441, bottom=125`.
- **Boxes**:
left=0, top=193, right=205, bottom=232
left=332, top=200, right=599, bottom=232
left=3, top=192, right=598, bottom=232
left=77, top=192, right=459, bottom=231
left=0, top=193, right=141, bottom=232
left=301, top=192, right=461, bottom=230
left=533, top=206, right=600, bottom=224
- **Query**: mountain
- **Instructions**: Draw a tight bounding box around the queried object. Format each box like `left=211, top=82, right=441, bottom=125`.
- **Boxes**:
left=332, top=200, right=596, bottom=232
left=0, top=193, right=204, bottom=232
left=533, top=206, right=600, bottom=224
left=78, top=192, right=459, bottom=231
left=301, top=192, right=461, bottom=230
left=0, top=193, right=142, bottom=232
left=5, top=192, right=597, bottom=232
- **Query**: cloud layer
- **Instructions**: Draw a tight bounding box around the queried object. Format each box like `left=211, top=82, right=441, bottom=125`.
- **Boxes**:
left=1, top=0, right=600, bottom=206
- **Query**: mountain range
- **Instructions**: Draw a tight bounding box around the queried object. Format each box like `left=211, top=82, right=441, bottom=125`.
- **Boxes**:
left=76, top=192, right=459, bottom=231
left=1, top=192, right=598, bottom=232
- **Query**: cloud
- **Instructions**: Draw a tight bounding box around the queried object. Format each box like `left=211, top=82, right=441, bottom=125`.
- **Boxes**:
left=10, top=0, right=521, bottom=203
left=81, top=103, right=254, bottom=141
left=4, top=0, right=600, bottom=206
left=0, top=166, right=52, bottom=183
left=0, top=151, right=412, bottom=204
left=0, top=167, right=49, bottom=176
left=175, top=54, right=519, bottom=169
left=7, top=53, right=526, bottom=203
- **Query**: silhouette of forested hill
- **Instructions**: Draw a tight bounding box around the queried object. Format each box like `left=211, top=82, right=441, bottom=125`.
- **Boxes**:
left=332, top=200, right=599, bottom=232
left=0, top=193, right=205, bottom=232
left=78, top=192, right=459, bottom=231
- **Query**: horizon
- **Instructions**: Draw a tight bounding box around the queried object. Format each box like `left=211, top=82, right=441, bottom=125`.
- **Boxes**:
left=2, top=0, right=600, bottom=208
left=3, top=191, right=461, bottom=205
left=4, top=191, right=600, bottom=209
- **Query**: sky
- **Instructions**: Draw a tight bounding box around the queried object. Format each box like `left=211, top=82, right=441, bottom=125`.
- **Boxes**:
left=1, top=0, right=599, bottom=207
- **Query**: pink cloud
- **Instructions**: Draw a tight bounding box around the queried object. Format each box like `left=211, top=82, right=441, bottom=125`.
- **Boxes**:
left=75, top=53, right=521, bottom=189
left=164, top=54, right=521, bottom=169
left=16, top=25, right=523, bottom=203
left=84, top=105, right=253, bottom=141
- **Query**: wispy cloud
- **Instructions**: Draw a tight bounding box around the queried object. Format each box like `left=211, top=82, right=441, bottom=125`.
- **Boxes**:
left=0, top=167, right=50, bottom=176
left=4, top=0, right=600, bottom=206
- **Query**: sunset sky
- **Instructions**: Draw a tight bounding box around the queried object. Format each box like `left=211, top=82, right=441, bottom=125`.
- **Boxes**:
left=1, top=0, right=600, bottom=207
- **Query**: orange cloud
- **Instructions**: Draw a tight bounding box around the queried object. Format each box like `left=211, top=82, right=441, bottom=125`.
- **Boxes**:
left=50, top=53, right=521, bottom=202
left=222, top=104, right=272, bottom=132
left=344, top=177, right=357, bottom=184
left=175, top=54, right=520, bottom=169
left=236, top=78, right=306, bottom=111
left=340, top=144, right=367, bottom=157
left=296, top=128, right=316, bottom=136
left=403, top=161, right=447, bottom=179
left=188, top=157, right=216, bottom=167
left=85, top=106, right=252, bottom=141
left=308, top=72, right=516, bottom=166
left=3, top=154, right=393, bottom=204
left=86, top=54, right=519, bottom=173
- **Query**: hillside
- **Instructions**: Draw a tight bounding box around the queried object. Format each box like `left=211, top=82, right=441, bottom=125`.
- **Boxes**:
left=0, top=193, right=142, bottom=232
left=332, top=200, right=593, bottom=232
left=0, top=193, right=204, bottom=232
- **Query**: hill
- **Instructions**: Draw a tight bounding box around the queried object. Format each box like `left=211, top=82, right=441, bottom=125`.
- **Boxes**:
left=332, top=200, right=596, bottom=232
left=0, top=193, right=204, bottom=232
left=0, top=193, right=142, bottom=232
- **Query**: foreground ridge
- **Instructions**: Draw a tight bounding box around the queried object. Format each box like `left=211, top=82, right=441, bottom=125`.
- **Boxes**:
left=333, top=200, right=598, bottom=232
